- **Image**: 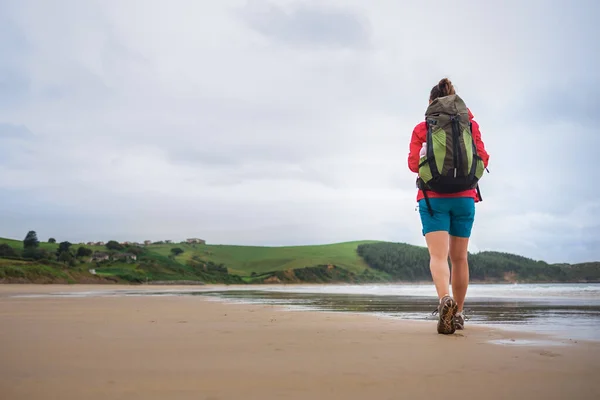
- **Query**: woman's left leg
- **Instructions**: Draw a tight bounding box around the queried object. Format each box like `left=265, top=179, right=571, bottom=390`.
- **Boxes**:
left=425, top=231, right=450, bottom=300
left=419, top=198, right=458, bottom=334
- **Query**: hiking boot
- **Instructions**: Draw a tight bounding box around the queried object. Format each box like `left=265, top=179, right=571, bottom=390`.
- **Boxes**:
left=454, top=311, right=465, bottom=330
left=436, top=295, right=458, bottom=334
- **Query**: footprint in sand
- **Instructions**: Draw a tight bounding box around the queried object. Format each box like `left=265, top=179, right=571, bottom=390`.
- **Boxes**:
left=538, top=350, right=561, bottom=357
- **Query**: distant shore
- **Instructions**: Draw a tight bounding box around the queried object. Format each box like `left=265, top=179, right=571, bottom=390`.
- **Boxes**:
left=1, top=284, right=599, bottom=400
left=3, top=237, right=598, bottom=285
left=2, top=279, right=597, bottom=286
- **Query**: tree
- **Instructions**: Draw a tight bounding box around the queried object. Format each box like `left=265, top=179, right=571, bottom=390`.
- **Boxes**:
left=127, top=247, right=144, bottom=256
left=23, top=231, right=39, bottom=249
left=48, top=238, right=56, bottom=243
left=59, top=250, right=74, bottom=265
left=106, top=240, right=124, bottom=251
left=170, top=248, right=184, bottom=256
left=76, top=246, right=93, bottom=258
left=56, top=241, right=72, bottom=257
left=0, top=244, right=17, bottom=258
left=22, top=248, right=53, bottom=261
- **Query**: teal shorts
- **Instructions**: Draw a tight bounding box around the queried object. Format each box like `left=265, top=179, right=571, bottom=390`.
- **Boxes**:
left=418, top=197, right=475, bottom=238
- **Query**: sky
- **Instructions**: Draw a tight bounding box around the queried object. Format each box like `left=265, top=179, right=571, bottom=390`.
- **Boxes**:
left=1, top=0, right=598, bottom=264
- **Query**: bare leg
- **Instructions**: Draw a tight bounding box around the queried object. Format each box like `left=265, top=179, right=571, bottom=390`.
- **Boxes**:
left=449, top=235, right=470, bottom=312
left=425, top=231, right=450, bottom=300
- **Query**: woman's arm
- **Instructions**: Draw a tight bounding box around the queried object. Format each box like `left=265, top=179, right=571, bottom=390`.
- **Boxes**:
left=471, top=120, right=489, bottom=167
left=408, top=122, right=426, bottom=173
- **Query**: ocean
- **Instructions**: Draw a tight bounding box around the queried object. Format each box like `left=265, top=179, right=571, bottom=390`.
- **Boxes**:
left=15, top=283, right=600, bottom=342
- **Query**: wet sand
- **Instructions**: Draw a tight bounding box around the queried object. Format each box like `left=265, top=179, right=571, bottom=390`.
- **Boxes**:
left=1, top=285, right=599, bottom=400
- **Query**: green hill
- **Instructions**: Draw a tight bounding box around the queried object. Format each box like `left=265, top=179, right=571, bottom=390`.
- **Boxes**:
left=1, top=234, right=599, bottom=284
left=355, top=242, right=600, bottom=283
left=148, top=240, right=379, bottom=276
left=0, top=237, right=58, bottom=252
left=0, top=236, right=387, bottom=284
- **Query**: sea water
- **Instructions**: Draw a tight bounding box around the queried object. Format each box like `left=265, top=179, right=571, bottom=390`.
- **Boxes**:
left=14, top=283, right=600, bottom=342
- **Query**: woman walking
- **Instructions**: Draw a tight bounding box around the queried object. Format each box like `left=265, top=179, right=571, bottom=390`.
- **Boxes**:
left=407, top=78, right=490, bottom=334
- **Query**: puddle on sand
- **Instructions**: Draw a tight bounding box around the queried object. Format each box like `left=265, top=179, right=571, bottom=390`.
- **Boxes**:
left=488, top=339, right=569, bottom=347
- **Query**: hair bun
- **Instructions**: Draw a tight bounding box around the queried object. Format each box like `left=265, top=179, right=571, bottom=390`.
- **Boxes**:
left=429, top=77, right=456, bottom=101
left=438, top=78, right=455, bottom=96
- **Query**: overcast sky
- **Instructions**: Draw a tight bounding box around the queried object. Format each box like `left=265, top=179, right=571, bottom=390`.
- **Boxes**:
left=1, top=0, right=598, bottom=264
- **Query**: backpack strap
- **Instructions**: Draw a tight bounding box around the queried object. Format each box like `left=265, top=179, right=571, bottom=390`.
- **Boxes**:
left=422, top=188, right=434, bottom=217
left=416, top=177, right=435, bottom=217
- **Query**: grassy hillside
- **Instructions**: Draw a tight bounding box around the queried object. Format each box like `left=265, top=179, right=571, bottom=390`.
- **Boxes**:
left=0, top=258, right=115, bottom=284
left=149, top=240, right=380, bottom=276
left=0, top=236, right=386, bottom=284
left=0, top=237, right=58, bottom=252
left=0, top=237, right=107, bottom=254
left=1, top=235, right=598, bottom=284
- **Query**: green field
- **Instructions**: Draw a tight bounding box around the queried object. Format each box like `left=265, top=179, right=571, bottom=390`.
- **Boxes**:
left=150, top=240, right=382, bottom=276
left=0, top=258, right=107, bottom=284
left=0, top=237, right=58, bottom=252
left=0, top=236, right=386, bottom=283
left=0, top=237, right=106, bottom=253
left=2, top=237, right=382, bottom=276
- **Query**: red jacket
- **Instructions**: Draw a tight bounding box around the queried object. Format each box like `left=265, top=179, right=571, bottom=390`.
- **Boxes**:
left=408, top=109, right=490, bottom=202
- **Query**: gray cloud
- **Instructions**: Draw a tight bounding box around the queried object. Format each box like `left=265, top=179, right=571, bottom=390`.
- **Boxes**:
left=0, top=0, right=597, bottom=264
left=239, top=0, right=371, bottom=49
left=0, top=3, right=31, bottom=108
left=0, top=123, right=33, bottom=139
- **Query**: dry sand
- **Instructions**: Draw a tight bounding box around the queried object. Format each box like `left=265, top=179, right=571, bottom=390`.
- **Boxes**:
left=0, top=284, right=599, bottom=400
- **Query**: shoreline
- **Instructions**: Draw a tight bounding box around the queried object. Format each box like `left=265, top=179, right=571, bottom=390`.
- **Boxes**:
left=3, top=277, right=599, bottom=286
left=2, top=283, right=599, bottom=340
left=1, top=283, right=599, bottom=343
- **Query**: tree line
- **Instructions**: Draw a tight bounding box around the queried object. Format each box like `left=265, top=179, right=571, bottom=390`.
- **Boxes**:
left=356, top=242, right=600, bottom=283
left=0, top=231, right=146, bottom=267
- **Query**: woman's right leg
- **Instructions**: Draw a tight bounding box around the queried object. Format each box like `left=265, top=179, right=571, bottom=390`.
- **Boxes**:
left=448, top=197, right=476, bottom=330
left=449, top=236, right=470, bottom=312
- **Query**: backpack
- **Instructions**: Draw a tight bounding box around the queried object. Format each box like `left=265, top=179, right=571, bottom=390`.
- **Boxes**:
left=417, top=94, right=486, bottom=216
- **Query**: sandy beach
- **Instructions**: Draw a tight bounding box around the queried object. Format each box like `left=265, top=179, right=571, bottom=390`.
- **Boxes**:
left=0, top=285, right=599, bottom=400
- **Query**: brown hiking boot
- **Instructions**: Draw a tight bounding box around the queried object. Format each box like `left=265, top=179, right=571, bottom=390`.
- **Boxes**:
left=436, top=295, right=458, bottom=334
left=454, top=311, right=465, bottom=330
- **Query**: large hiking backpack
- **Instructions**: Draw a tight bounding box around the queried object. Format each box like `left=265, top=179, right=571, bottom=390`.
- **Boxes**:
left=417, top=94, right=486, bottom=215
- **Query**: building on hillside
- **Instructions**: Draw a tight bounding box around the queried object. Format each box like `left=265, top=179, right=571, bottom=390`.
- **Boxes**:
left=165, top=240, right=172, bottom=244
left=186, top=238, right=206, bottom=244
left=121, top=241, right=131, bottom=246
left=113, top=252, right=137, bottom=262
left=144, top=240, right=152, bottom=246
left=86, top=242, right=95, bottom=246
left=95, top=241, right=105, bottom=246
left=91, top=252, right=110, bottom=262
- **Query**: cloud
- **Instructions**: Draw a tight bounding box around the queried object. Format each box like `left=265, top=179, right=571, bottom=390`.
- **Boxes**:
left=0, top=0, right=597, bottom=264
left=0, top=123, right=33, bottom=139
left=238, top=0, right=371, bottom=49
left=0, top=2, right=31, bottom=108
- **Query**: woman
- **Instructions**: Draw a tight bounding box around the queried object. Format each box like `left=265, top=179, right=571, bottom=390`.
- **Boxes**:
left=407, top=78, right=490, bottom=334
